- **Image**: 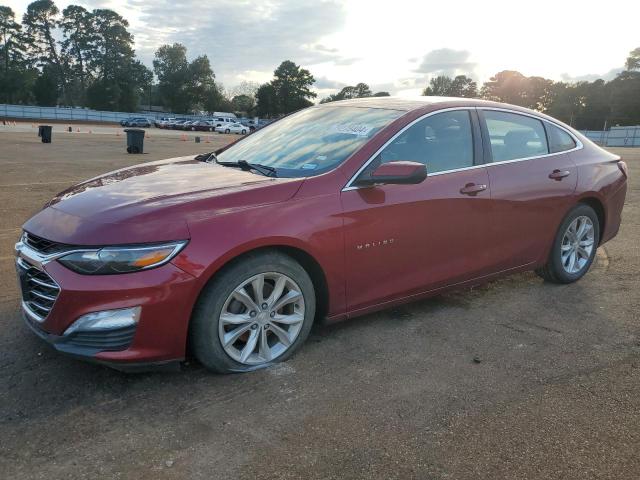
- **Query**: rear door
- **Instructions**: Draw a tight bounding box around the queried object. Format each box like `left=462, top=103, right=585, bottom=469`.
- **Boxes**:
left=341, top=109, right=496, bottom=314
left=478, top=109, right=578, bottom=270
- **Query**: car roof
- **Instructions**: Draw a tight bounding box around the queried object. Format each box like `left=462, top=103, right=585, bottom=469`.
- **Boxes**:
left=318, top=95, right=532, bottom=113
left=318, top=95, right=575, bottom=128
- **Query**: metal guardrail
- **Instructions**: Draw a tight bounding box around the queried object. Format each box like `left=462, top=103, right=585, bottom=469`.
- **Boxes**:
left=0, top=104, right=235, bottom=123
left=579, top=127, right=640, bottom=147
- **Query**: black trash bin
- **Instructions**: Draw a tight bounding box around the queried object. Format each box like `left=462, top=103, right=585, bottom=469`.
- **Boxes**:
left=38, top=125, right=52, bottom=143
left=124, top=128, right=145, bottom=154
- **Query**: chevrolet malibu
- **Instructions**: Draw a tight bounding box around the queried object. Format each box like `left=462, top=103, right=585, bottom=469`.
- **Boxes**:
left=15, top=97, right=627, bottom=373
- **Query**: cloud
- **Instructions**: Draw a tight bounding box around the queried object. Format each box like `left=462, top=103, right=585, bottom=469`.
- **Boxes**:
left=413, top=48, right=476, bottom=77
left=560, top=68, right=622, bottom=82
left=314, top=76, right=345, bottom=89
left=126, top=0, right=349, bottom=85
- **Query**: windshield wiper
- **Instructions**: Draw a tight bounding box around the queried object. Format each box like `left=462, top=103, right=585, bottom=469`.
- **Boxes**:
left=216, top=159, right=278, bottom=177
left=195, top=151, right=217, bottom=163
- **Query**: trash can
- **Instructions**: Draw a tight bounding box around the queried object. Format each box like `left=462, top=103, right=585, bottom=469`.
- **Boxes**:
left=38, top=125, right=52, bottom=143
left=124, top=128, right=145, bottom=154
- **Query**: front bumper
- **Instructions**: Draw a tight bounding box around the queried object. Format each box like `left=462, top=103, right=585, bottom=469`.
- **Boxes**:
left=15, top=240, right=200, bottom=371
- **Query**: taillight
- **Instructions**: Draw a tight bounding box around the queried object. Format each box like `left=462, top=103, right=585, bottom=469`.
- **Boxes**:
left=617, top=160, right=628, bottom=179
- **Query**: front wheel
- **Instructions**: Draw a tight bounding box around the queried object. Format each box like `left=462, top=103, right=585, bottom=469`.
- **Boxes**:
left=225, top=128, right=230, bottom=134
left=536, top=204, right=600, bottom=284
left=190, top=252, right=316, bottom=373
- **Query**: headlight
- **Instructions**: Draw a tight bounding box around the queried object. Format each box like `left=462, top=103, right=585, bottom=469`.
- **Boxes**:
left=58, top=241, right=187, bottom=275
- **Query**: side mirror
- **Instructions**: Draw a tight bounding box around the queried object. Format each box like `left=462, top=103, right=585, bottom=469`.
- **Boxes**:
left=354, top=161, right=427, bottom=187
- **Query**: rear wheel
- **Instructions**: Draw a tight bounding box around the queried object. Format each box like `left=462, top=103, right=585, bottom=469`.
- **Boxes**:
left=225, top=128, right=230, bottom=134
left=190, top=252, right=316, bottom=373
left=536, top=204, right=600, bottom=284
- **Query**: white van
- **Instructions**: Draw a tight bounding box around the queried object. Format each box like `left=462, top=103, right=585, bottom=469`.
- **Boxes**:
left=212, top=117, right=236, bottom=128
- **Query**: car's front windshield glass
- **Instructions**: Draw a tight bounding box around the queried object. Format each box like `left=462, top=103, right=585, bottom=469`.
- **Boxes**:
left=216, top=106, right=404, bottom=177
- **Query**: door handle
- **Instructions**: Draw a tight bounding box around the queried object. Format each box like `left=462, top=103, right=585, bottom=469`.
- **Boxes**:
left=549, top=169, right=571, bottom=181
left=460, top=183, right=487, bottom=196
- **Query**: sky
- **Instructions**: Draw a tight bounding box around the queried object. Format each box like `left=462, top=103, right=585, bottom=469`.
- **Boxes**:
left=5, top=0, right=640, bottom=98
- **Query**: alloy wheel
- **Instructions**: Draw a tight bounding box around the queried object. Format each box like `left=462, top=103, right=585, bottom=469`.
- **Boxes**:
left=218, top=272, right=305, bottom=365
left=560, top=215, right=595, bottom=274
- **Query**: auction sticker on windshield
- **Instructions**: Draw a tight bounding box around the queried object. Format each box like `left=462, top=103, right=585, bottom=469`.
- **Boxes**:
left=331, top=123, right=374, bottom=137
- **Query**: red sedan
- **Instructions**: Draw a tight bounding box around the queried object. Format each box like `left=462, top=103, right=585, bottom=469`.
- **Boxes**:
left=15, top=97, right=627, bottom=373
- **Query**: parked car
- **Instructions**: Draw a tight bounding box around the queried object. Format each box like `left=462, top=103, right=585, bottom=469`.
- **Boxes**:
left=170, top=120, right=188, bottom=130
left=120, top=117, right=152, bottom=128
left=215, top=122, right=247, bottom=134
left=192, top=120, right=216, bottom=132
left=15, top=97, right=627, bottom=373
left=155, top=117, right=175, bottom=128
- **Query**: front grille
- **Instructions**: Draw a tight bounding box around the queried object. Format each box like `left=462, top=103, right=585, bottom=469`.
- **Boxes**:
left=65, top=325, right=136, bottom=351
left=16, top=257, right=60, bottom=321
left=23, top=232, right=70, bottom=255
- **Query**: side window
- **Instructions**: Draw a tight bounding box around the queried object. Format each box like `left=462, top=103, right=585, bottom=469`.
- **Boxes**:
left=483, top=111, right=548, bottom=162
left=378, top=110, right=474, bottom=174
left=547, top=123, right=577, bottom=153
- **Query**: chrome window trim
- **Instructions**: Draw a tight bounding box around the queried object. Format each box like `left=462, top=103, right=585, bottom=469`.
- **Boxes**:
left=342, top=106, right=583, bottom=191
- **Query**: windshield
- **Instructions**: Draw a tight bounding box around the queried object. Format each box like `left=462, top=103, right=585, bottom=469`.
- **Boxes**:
left=216, top=106, right=403, bottom=177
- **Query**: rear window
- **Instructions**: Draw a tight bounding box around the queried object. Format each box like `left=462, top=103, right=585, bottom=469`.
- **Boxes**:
left=547, top=123, right=577, bottom=153
left=484, top=110, right=549, bottom=162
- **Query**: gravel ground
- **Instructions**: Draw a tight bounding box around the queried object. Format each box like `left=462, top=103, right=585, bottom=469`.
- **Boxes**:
left=0, top=129, right=638, bottom=479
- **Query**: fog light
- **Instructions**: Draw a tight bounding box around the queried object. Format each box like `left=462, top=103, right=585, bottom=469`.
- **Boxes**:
left=64, top=307, right=141, bottom=336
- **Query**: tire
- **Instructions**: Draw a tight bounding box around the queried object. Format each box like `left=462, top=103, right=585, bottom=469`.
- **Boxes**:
left=225, top=128, right=230, bottom=134
left=190, top=251, right=316, bottom=373
left=536, top=204, right=600, bottom=284
left=241, top=129, right=246, bottom=135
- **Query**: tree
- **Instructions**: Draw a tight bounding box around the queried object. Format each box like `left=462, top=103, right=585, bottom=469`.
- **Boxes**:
left=153, top=43, right=217, bottom=113
left=59, top=5, right=96, bottom=104
left=320, top=82, right=374, bottom=103
left=203, top=84, right=231, bottom=113
left=423, top=75, right=452, bottom=96
left=423, top=75, right=477, bottom=97
left=449, top=75, right=477, bottom=97
left=256, top=82, right=278, bottom=117
left=187, top=54, right=216, bottom=110
left=625, top=47, right=640, bottom=71
left=231, top=94, right=255, bottom=114
left=85, top=9, right=147, bottom=111
left=229, top=80, right=259, bottom=98
left=23, top=0, right=64, bottom=103
left=480, top=70, right=528, bottom=104
left=0, top=6, right=34, bottom=103
left=270, top=60, right=316, bottom=114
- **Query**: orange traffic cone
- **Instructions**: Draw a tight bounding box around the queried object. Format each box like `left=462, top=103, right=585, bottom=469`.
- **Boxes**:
left=116, top=130, right=121, bottom=136
left=76, top=127, right=80, bottom=133
left=205, top=136, right=211, bottom=143
left=88, top=129, right=92, bottom=134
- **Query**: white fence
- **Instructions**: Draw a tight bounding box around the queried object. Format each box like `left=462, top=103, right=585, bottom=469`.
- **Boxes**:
left=0, top=104, right=235, bottom=123
left=579, top=126, right=640, bottom=147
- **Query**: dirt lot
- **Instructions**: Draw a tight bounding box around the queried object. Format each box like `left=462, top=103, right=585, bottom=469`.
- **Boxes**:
left=0, top=126, right=638, bottom=479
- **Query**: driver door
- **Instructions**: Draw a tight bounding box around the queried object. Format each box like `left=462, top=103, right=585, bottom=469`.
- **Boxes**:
left=340, top=109, right=495, bottom=314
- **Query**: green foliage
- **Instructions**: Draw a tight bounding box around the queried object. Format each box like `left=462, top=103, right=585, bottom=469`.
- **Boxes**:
left=231, top=94, right=255, bottom=114
left=625, top=47, right=640, bottom=71
left=423, top=75, right=477, bottom=98
left=256, top=82, right=278, bottom=117
left=255, top=60, right=316, bottom=116
left=320, top=82, right=374, bottom=103
left=153, top=42, right=219, bottom=114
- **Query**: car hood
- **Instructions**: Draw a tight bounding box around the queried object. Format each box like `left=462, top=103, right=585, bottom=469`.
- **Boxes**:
left=23, top=157, right=303, bottom=245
